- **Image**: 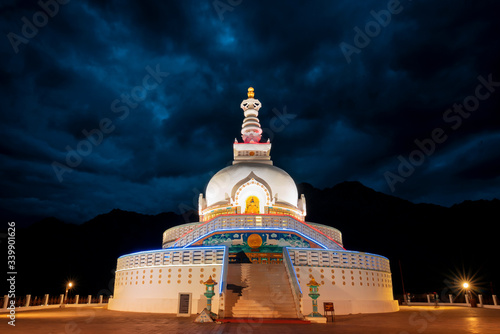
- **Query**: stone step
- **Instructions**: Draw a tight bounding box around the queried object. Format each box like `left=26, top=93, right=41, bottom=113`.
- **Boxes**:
left=240, top=291, right=294, bottom=296
left=233, top=302, right=295, bottom=308
left=232, top=306, right=296, bottom=312
left=241, top=268, right=285, bottom=270
left=240, top=289, right=293, bottom=294
left=238, top=291, right=294, bottom=296
left=237, top=298, right=295, bottom=303
left=231, top=314, right=298, bottom=318
left=241, top=269, right=286, bottom=272
left=240, top=290, right=291, bottom=294
left=235, top=309, right=296, bottom=314
left=226, top=263, right=299, bottom=319
left=234, top=299, right=294, bottom=305
left=225, top=296, right=240, bottom=303
left=241, top=266, right=286, bottom=269
left=233, top=302, right=294, bottom=308
left=240, top=290, right=292, bottom=294
left=241, top=276, right=286, bottom=278
left=242, top=276, right=288, bottom=280
left=231, top=311, right=298, bottom=318
left=241, top=285, right=292, bottom=289
left=232, top=303, right=295, bottom=309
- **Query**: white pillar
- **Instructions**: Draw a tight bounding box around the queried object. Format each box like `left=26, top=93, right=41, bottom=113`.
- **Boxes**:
left=59, top=294, right=64, bottom=305
left=426, top=294, right=431, bottom=304
left=3, top=295, right=9, bottom=308
left=99, top=295, right=103, bottom=304
left=478, top=295, right=483, bottom=307
left=493, top=295, right=498, bottom=306
left=75, top=295, right=79, bottom=305
left=88, top=295, right=92, bottom=304
left=25, top=294, right=31, bottom=307
left=43, top=294, right=49, bottom=306
left=465, top=294, right=470, bottom=305
left=449, top=294, right=453, bottom=304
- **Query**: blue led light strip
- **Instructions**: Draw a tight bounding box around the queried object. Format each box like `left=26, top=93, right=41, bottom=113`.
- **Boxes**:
left=118, top=246, right=227, bottom=259
left=218, top=245, right=227, bottom=295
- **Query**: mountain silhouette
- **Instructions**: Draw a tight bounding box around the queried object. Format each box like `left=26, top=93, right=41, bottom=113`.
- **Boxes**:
left=298, top=181, right=499, bottom=297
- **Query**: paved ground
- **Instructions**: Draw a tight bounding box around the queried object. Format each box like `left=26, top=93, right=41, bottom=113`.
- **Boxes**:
left=1, top=305, right=500, bottom=334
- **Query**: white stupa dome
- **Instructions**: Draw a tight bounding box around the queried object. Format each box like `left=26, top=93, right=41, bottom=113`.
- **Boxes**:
left=205, top=162, right=299, bottom=209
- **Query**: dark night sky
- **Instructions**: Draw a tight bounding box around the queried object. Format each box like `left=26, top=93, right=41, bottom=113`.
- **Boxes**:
left=1, top=0, right=500, bottom=225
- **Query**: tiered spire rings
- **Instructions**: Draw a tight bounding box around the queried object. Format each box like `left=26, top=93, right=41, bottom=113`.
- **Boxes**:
left=240, top=87, right=263, bottom=143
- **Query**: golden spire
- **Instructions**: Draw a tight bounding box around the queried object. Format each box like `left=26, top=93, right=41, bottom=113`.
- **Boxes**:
left=247, top=87, right=255, bottom=98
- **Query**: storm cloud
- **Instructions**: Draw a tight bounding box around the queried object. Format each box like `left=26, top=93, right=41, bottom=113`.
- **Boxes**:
left=1, top=0, right=499, bottom=224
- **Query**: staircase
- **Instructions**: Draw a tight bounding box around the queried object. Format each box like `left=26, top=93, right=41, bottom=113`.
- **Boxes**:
left=225, top=263, right=300, bottom=318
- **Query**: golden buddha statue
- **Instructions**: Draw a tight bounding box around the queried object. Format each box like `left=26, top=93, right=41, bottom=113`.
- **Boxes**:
left=246, top=197, right=259, bottom=214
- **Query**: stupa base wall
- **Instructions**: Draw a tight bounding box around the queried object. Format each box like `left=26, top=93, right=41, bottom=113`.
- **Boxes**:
left=108, top=295, right=221, bottom=315
left=302, top=299, right=399, bottom=316
left=110, top=249, right=227, bottom=315
left=293, top=262, right=398, bottom=315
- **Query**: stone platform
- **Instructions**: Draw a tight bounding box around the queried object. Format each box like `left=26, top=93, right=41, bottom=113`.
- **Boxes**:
left=1, top=305, right=500, bottom=333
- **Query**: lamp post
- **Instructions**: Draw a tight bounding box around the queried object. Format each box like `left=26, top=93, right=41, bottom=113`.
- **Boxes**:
left=463, top=282, right=475, bottom=307
left=65, top=282, right=73, bottom=304
left=202, top=275, right=217, bottom=318
left=306, top=277, right=322, bottom=317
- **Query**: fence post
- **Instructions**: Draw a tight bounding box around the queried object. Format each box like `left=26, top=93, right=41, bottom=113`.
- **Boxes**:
left=3, top=295, right=8, bottom=309
left=465, top=294, right=470, bottom=305
left=43, top=294, right=49, bottom=306
left=478, top=295, right=483, bottom=307
left=59, top=294, right=64, bottom=305
left=75, top=295, right=79, bottom=305
left=426, top=294, right=431, bottom=304
left=449, top=294, right=453, bottom=304
left=99, top=295, right=103, bottom=304
left=25, top=294, right=31, bottom=307
left=493, top=295, right=498, bottom=306
left=88, top=295, right=92, bottom=304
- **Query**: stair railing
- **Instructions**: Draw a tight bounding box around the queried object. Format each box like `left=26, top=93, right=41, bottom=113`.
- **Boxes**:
left=283, top=247, right=304, bottom=319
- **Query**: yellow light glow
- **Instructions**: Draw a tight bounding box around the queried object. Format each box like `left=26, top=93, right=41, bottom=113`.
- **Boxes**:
left=463, top=282, right=469, bottom=289
left=68, top=282, right=73, bottom=288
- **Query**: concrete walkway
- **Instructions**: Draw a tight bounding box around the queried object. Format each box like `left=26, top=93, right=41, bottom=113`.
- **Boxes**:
left=1, top=305, right=500, bottom=333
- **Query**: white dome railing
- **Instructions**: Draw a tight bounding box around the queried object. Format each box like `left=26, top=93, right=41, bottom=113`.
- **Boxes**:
left=167, top=215, right=344, bottom=250
left=286, top=247, right=391, bottom=273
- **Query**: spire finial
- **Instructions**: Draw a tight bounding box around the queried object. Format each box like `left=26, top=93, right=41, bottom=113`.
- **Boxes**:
left=247, top=87, right=255, bottom=98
